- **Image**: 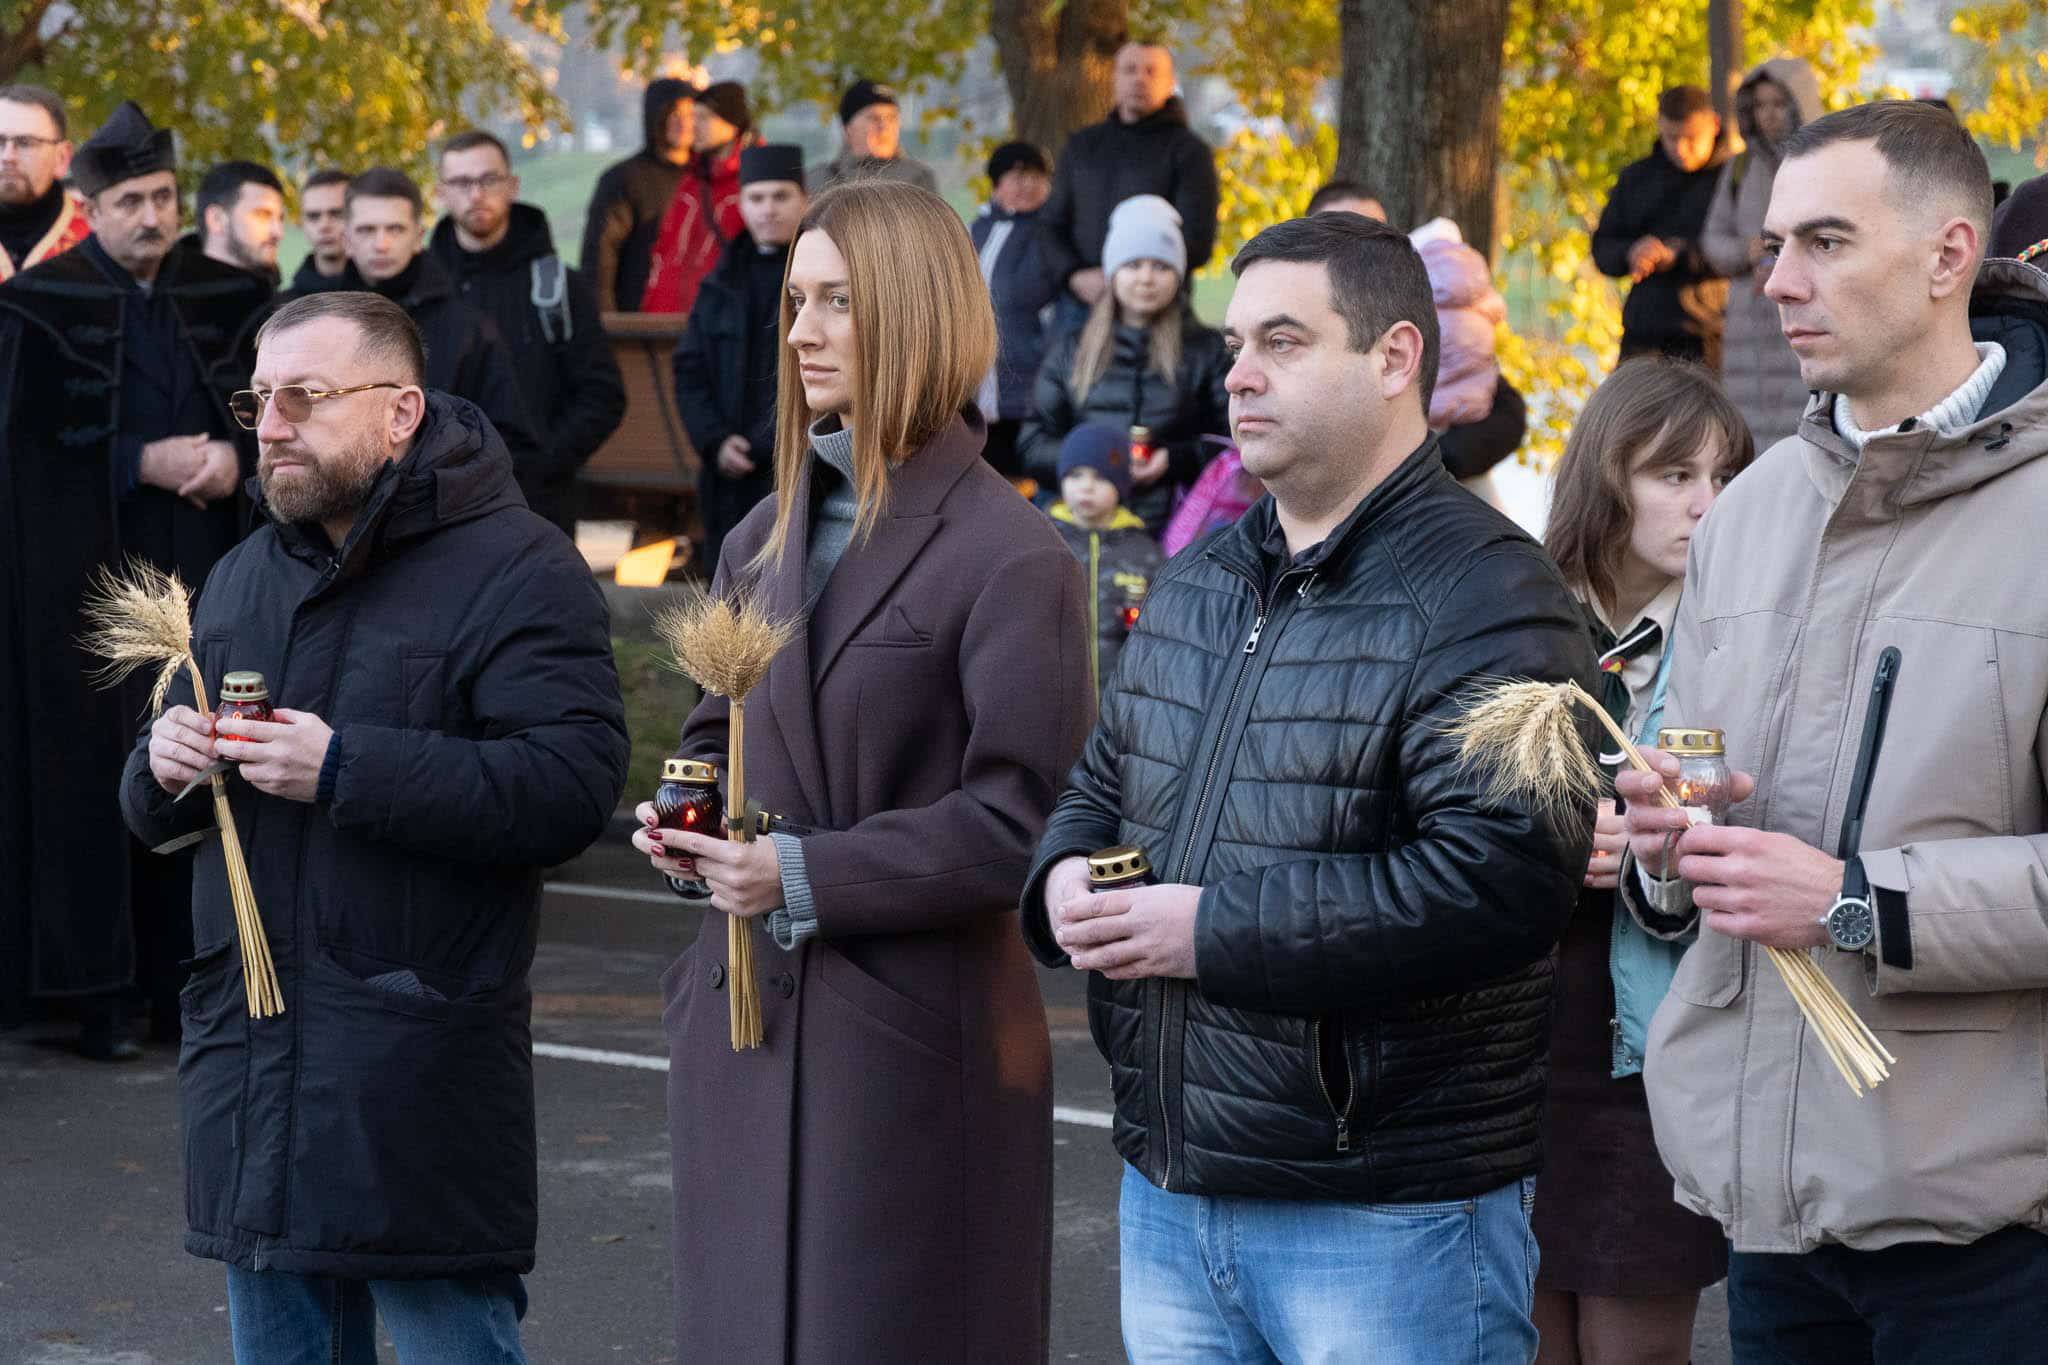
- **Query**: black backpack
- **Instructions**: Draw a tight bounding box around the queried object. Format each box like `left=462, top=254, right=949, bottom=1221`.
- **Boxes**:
left=530, top=254, right=572, bottom=344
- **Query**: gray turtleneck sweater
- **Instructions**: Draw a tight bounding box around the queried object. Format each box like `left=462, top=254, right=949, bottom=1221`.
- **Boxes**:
left=763, top=419, right=863, bottom=949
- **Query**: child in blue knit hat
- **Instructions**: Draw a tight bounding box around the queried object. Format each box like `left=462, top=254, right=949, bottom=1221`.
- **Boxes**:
left=1049, top=423, right=1165, bottom=696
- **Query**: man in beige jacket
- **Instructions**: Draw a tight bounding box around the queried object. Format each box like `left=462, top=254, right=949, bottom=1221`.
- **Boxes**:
left=1618, top=98, right=2048, bottom=1359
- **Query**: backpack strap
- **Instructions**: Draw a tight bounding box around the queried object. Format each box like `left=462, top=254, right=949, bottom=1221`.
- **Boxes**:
left=530, top=253, right=572, bottom=344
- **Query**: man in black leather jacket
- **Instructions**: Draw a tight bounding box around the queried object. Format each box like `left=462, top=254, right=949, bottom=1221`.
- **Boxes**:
left=1022, top=212, right=1596, bottom=1362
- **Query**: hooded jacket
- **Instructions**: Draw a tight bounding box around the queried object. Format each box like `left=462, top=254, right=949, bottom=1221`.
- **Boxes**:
left=1593, top=139, right=1731, bottom=359
left=972, top=201, right=1063, bottom=424
left=1703, top=58, right=1824, bottom=450
left=1622, top=261, right=2048, bottom=1254
left=1041, top=98, right=1221, bottom=288
left=312, top=251, right=545, bottom=504
left=118, top=393, right=629, bottom=1277
left=641, top=134, right=757, bottom=315
left=430, top=203, right=626, bottom=531
left=579, top=80, right=695, bottom=311
left=1023, top=437, right=1596, bottom=1203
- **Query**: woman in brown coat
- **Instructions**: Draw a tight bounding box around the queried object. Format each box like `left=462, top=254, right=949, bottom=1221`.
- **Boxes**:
left=631, top=179, right=1093, bottom=1363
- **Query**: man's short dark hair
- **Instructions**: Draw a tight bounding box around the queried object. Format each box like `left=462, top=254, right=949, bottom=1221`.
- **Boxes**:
left=1781, top=99, right=1994, bottom=233
left=0, top=84, right=66, bottom=138
left=197, top=161, right=284, bottom=224
left=440, top=129, right=511, bottom=168
left=302, top=168, right=351, bottom=195
left=1231, top=213, right=1441, bottom=410
left=1658, top=85, right=1714, bottom=122
left=256, top=291, right=427, bottom=388
left=1306, top=179, right=1383, bottom=216
left=345, top=166, right=424, bottom=221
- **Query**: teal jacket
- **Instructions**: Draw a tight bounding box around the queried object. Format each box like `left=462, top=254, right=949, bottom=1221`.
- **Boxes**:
left=1608, top=646, right=1689, bottom=1078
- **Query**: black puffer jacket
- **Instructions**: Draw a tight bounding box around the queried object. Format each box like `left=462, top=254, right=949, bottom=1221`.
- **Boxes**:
left=1022, top=437, right=1597, bottom=1202
left=1018, top=314, right=1232, bottom=533
left=118, top=394, right=629, bottom=1277
left=1042, top=97, right=1221, bottom=281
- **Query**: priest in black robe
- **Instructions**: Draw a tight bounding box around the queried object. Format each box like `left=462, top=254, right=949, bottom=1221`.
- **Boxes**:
left=0, top=102, right=273, bottom=1056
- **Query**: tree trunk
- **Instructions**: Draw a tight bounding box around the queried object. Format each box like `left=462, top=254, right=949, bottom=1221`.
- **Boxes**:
left=1337, top=0, right=1509, bottom=261
left=1709, top=0, right=1746, bottom=154
left=0, top=0, right=59, bottom=85
left=988, top=0, right=1125, bottom=157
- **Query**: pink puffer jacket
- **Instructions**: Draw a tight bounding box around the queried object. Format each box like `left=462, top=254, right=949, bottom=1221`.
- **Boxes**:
left=1414, top=224, right=1506, bottom=430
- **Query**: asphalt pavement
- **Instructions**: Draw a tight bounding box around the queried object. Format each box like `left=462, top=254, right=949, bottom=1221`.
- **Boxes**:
left=1, top=835, right=1727, bottom=1363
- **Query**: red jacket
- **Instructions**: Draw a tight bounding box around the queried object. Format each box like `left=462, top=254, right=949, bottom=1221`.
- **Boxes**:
left=640, top=137, right=755, bottom=313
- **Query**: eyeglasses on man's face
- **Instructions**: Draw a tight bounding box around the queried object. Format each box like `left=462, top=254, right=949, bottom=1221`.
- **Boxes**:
left=441, top=173, right=511, bottom=197
left=229, top=382, right=407, bottom=430
left=0, top=134, right=61, bottom=155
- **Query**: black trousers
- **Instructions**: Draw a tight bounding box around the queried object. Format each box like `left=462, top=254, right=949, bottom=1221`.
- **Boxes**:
left=1728, top=1226, right=2048, bottom=1364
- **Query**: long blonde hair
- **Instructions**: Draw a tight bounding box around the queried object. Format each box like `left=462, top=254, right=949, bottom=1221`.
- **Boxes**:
left=750, top=180, right=997, bottom=573
left=1069, top=284, right=1185, bottom=404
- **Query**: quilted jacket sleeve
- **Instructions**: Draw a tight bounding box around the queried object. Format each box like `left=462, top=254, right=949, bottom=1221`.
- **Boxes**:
left=1193, top=546, right=1598, bottom=1012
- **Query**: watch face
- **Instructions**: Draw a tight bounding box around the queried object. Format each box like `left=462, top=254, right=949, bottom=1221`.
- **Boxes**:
left=1828, top=897, right=1876, bottom=950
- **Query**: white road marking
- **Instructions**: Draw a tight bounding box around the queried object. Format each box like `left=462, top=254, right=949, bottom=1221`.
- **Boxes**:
left=534, top=1042, right=1118, bottom=1131
left=543, top=880, right=680, bottom=906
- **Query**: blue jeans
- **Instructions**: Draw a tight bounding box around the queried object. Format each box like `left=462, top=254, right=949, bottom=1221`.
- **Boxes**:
left=1119, top=1163, right=1539, bottom=1364
left=225, top=1265, right=528, bottom=1364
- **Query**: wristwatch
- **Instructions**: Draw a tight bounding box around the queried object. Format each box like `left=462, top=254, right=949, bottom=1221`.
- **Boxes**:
left=1821, top=855, right=1877, bottom=953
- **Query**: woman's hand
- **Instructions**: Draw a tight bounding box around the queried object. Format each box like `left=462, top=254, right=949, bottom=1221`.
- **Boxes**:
left=1585, top=799, right=1625, bottom=890
left=632, top=801, right=698, bottom=879
left=663, top=831, right=785, bottom=919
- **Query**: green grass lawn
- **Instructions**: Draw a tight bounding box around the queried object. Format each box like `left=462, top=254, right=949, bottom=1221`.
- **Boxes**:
left=613, top=635, right=702, bottom=807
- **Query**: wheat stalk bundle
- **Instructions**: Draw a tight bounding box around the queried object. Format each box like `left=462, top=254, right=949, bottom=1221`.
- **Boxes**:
left=654, top=584, right=798, bottom=1050
left=80, top=561, right=283, bottom=1018
left=1446, top=677, right=1892, bottom=1096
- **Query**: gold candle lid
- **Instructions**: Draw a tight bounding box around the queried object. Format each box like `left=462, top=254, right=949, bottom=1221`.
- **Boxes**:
left=1128, top=425, right=1153, bottom=442
left=219, top=671, right=269, bottom=702
left=661, top=758, right=719, bottom=784
left=1658, top=727, right=1725, bottom=756
left=1088, top=845, right=1153, bottom=885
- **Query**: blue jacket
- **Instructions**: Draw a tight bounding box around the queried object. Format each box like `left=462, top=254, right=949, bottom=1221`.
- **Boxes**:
left=1608, top=647, right=1689, bottom=1078
left=971, top=203, right=1062, bottom=422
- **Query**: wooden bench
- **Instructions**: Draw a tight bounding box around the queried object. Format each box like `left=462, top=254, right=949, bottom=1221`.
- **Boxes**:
left=582, top=312, right=699, bottom=495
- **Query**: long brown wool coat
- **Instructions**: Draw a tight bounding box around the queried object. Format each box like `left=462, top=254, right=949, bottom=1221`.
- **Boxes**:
left=662, top=410, right=1093, bottom=1362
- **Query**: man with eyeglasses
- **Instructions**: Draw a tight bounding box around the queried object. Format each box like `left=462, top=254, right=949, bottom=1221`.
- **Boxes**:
left=293, top=165, right=542, bottom=518
left=0, top=100, right=273, bottom=1059
left=122, top=289, right=628, bottom=1362
left=429, top=129, right=624, bottom=534
left=0, top=84, right=88, bottom=281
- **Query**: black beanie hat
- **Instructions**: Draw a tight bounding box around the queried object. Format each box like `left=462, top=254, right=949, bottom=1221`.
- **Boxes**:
left=699, top=80, right=751, bottom=138
left=740, top=144, right=804, bottom=187
left=986, top=141, right=1049, bottom=184
left=838, top=79, right=899, bottom=126
left=1057, top=423, right=1134, bottom=502
left=71, top=101, right=176, bottom=198
left=1993, top=173, right=2048, bottom=263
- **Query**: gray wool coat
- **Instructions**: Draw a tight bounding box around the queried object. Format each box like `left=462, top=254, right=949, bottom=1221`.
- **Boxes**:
left=1702, top=57, right=1824, bottom=452
left=660, top=409, right=1093, bottom=1362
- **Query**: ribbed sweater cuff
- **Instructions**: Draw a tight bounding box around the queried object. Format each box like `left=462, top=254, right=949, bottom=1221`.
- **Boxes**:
left=766, top=831, right=818, bottom=950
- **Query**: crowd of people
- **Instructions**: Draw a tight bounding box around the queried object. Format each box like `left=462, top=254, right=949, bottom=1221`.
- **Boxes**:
left=6, top=45, right=2048, bottom=1365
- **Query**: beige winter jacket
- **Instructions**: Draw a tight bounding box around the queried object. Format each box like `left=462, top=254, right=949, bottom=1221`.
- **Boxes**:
left=1627, top=259, right=2048, bottom=1254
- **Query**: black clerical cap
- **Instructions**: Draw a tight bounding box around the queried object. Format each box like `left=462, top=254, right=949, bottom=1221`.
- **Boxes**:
left=71, top=101, right=176, bottom=197
left=740, top=144, right=805, bottom=188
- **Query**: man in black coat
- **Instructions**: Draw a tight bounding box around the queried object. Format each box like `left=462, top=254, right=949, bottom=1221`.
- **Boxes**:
left=317, top=167, right=543, bottom=502
left=1022, top=213, right=1595, bottom=1360
left=671, top=143, right=804, bottom=571
left=1593, top=85, right=1731, bottom=366
left=0, top=101, right=271, bottom=1057
left=580, top=78, right=695, bottom=311
left=123, top=291, right=628, bottom=1358
left=1041, top=42, right=1220, bottom=334
left=431, top=130, right=625, bottom=534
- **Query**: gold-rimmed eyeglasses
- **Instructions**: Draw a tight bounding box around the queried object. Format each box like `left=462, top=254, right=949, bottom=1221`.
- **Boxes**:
left=229, top=383, right=407, bottom=430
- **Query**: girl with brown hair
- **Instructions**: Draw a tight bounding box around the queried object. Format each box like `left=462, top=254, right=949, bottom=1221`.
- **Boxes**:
left=1533, top=355, right=1755, bottom=1365
left=629, top=179, right=1092, bottom=1363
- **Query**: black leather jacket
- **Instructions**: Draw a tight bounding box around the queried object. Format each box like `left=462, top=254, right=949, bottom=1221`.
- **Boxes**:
left=1023, top=437, right=1597, bottom=1202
